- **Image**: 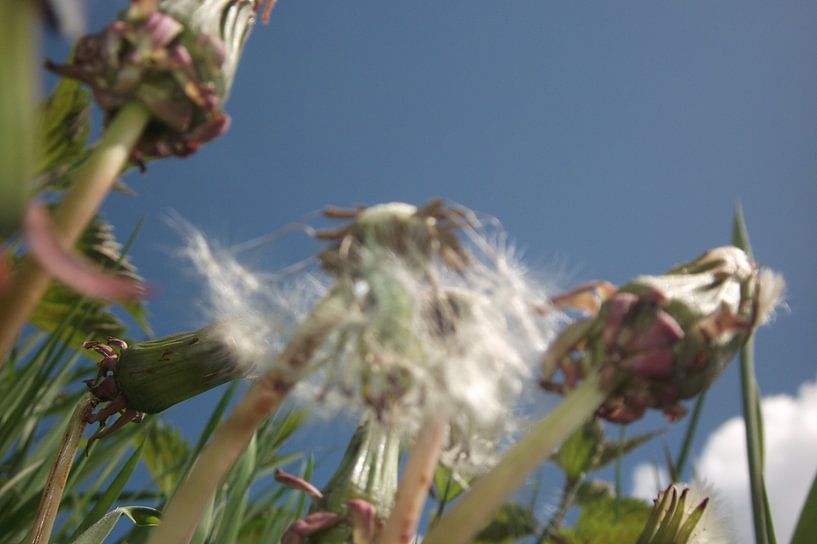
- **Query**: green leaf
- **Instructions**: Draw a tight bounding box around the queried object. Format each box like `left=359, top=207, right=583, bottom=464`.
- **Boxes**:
left=212, top=433, right=257, bottom=543
left=563, top=486, right=652, bottom=544
left=74, top=214, right=151, bottom=334
left=575, top=480, right=615, bottom=507
left=30, top=288, right=128, bottom=347
left=181, top=381, right=238, bottom=482
left=142, top=421, right=190, bottom=496
left=553, top=420, right=604, bottom=480
left=71, top=439, right=146, bottom=539
left=433, top=464, right=470, bottom=504
left=26, top=214, right=151, bottom=346
left=33, top=76, right=91, bottom=188
left=73, top=506, right=160, bottom=544
left=475, top=502, right=537, bottom=543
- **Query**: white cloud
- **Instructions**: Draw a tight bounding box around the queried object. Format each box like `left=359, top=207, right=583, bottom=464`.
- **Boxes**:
left=631, top=463, right=669, bottom=501
left=631, top=377, right=817, bottom=543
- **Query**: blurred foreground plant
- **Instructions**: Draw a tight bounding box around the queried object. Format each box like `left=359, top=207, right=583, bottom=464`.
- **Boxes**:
left=0, top=0, right=269, bottom=360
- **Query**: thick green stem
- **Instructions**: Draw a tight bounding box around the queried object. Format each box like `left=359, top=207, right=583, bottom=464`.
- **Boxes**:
left=0, top=0, right=37, bottom=237
left=147, top=289, right=347, bottom=544
left=28, top=398, right=93, bottom=544
left=311, top=418, right=401, bottom=544
left=378, top=416, right=448, bottom=544
left=0, top=102, right=150, bottom=361
left=423, top=373, right=611, bottom=544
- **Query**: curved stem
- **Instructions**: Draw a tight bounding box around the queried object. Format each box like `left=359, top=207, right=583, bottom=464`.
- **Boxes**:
left=28, top=398, right=93, bottom=544
left=147, top=289, right=347, bottom=544
left=0, top=101, right=150, bottom=361
left=378, top=416, right=447, bottom=544
left=423, top=372, right=611, bottom=544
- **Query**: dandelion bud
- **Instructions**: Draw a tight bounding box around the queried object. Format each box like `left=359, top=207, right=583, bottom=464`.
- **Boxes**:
left=637, top=483, right=735, bottom=544
left=542, top=246, right=785, bottom=423
left=47, top=0, right=260, bottom=161
left=83, top=325, right=251, bottom=441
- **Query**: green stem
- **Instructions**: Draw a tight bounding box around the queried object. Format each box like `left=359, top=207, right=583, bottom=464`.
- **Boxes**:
left=675, top=389, right=706, bottom=480
left=28, top=398, right=93, bottom=544
left=423, top=372, right=612, bottom=544
left=0, top=0, right=37, bottom=237
left=538, top=476, right=581, bottom=543
left=312, top=418, right=401, bottom=544
left=0, top=101, right=150, bottom=361
left=614, top=424, right=625, bottom=519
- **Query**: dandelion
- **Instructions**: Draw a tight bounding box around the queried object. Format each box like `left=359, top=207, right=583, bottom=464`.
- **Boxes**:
left=152, top=200, right=560, bottom=544
left=306, top=203, right=559, bottom=466
left=46, top=0, right=264, bottom=161
left=541, top=245, right=786, bottom=423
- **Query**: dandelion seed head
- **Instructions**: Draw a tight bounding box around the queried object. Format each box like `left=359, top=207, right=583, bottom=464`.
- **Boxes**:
left=302, top=206, right=564, bottom=470
left=755, top=268, right=786, bottom=325
left=180, top=201, right=563, bottom=470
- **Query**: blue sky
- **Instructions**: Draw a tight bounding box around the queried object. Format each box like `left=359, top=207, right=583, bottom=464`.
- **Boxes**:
left=47, top=0, right=816, bottom=539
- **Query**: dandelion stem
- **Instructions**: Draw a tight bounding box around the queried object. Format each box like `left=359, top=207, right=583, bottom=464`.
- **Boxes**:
left=0, top=0, right=37, bottom=237
left=379, top=416, right=448, bottom=544
left=147, top=288, right=347, bottom=544
left=539, top=475, right=582, bottom=542
left=0, top=101, right=150, bottom=361
left=28, top=398, right=93, bottom=544
left=423, top=372, right=613, bottom=544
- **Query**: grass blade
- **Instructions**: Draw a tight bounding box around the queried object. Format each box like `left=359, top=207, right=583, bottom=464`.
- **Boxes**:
left=73, top=506, right=160, bottom=544
left=732, top=203, right=773, bottom=544
left=791, top=468, right=817, bottom=544
left=675, top=390, right=707, bottom=480
left=70, top=439, right=146, bottom=539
